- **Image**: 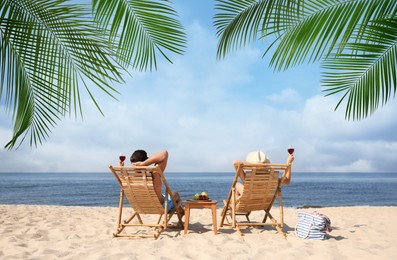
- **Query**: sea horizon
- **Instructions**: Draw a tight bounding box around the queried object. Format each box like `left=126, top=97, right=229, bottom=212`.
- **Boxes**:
left=1, top=172, right=397, bottom=209
left=2, top=171, right=397, bottom=174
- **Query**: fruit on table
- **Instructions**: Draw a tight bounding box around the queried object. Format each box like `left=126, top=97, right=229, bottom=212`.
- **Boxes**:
left=192, top=191, right=209, bottom=200
left=192, top=193, right=200, bottom=200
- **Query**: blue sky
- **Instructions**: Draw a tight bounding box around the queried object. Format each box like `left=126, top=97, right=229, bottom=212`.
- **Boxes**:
left=1, top=0, right=397, bottom=173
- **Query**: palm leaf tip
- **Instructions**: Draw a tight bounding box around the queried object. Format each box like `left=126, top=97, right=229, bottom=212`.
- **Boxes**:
left=93, top=0, right=187, bottom=71
left=322, top=15, right=397, bottom=120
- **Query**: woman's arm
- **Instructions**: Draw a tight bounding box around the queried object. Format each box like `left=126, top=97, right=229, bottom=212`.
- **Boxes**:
left=281, top=154, right=294, bottom=185
left=233, top=160, right=246, bottom=182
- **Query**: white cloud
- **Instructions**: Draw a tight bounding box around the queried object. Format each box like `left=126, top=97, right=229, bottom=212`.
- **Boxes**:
left=267, top=88, right=302, bottom=104
left=325, top=159, right=374, bottom=172
left=1, top=5, right=397, bottom=173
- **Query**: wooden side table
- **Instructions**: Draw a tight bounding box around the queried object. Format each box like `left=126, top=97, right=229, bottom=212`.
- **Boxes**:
left=184, top=200, right=218, bottom=235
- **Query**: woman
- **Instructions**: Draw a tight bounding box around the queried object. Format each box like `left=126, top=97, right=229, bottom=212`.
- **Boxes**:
left=233, top=153, right=295, bottom=198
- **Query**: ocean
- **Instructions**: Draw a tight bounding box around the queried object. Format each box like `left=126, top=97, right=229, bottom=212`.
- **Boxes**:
left=1, top=172, right=397, bottom=208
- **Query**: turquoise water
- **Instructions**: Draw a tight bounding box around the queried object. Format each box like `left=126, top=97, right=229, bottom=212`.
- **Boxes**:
left=1, top=172, right=396, bottom=208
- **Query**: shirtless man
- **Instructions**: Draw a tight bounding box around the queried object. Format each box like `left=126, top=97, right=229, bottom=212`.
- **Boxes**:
left=121, top=149, right=183, bottom=212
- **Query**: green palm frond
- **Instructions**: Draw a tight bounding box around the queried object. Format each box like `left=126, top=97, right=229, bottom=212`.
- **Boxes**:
left=1, top=0, right=123, bottom=149
left=92, top=0, right=186, bottom=71
left=214, top=0, right=397, bottom=120
left=215, top=0, right=397, bottom=70
left=322, top=16, right=397, bottom=120
left=271, top=0, right=397, bottom=71
left=1, top=0, right=186, bottom=149
left=214, top=0, right=297, bottom=60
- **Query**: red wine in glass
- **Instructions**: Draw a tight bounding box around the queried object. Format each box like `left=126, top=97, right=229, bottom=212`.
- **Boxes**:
left=288, top=145, right=294, bottom=155
left=119, top=153, right=126, bottom=166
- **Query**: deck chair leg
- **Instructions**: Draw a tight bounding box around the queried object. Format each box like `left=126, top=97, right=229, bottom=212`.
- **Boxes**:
left=245, top=212, right=251, bottom=222
left=231, top=187, right=237, bottom=228
left=156, top=214, right=163, bottom=224
left=116, top=189, right=124, bottom=227
left=220, top=189, right=233, bottom=228
left=221, top=207, right=232, bottom=225
left=278, top=188, right=284, bottom=228
left=265, top=210, right=286, bottom=238
left=226, top=212, right=232, bottom=224
left=135, top=213, right=143, bottom=224
left=124, top=212, right=138, bottom=225
left=262, top=211, right=269, bottom=224
left=220, top=167, right=241, bottom=228
left=154, top=230, right=161, bottom=239
left=154, top=222, right=166, bottom=239
left=114, top=189, right=138, bottom=236
left=236, top=224, right=243, bottom=236
left=220, top=205, right=228, bottom=227
left=114, top=189, right=125, bottom=236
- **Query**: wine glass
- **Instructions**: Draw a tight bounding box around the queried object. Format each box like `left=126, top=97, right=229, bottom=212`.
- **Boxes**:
left=119, top=153, right=126, bottom=166
left=287, top=145, right=295, bottom=155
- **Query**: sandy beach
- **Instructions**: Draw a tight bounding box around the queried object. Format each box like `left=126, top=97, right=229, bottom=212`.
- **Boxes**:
left=1, top=204, right=396, bottom=259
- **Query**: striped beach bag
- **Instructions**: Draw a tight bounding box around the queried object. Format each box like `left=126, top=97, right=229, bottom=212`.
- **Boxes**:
left=295, top=211, right=332, bottom=240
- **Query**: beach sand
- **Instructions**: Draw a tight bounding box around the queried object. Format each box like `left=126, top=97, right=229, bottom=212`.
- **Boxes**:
left=1, top=204, right=396, bottom=259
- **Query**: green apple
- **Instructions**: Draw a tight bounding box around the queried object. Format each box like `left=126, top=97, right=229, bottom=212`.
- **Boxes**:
left=193, top=193, right=200, bottom=200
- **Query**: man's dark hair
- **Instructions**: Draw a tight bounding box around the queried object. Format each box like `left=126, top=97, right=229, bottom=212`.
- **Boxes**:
left=130, top=149, right=148, bottom=163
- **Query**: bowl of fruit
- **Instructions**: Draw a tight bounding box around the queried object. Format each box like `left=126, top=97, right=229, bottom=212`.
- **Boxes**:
left=192, top=191, right=210, bottom=201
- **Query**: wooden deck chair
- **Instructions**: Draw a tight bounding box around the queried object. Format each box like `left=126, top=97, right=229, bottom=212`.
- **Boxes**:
left=219, top=162, right=292, bottom=237
left=109, top=165, right=184, bottom=239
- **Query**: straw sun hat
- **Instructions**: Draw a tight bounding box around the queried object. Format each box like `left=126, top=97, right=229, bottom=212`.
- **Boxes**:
left=245, top=151, right=271, bottom=163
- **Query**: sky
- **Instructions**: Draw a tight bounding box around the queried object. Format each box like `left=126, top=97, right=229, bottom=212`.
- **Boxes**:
left=1, top=0, right=397, bottom=173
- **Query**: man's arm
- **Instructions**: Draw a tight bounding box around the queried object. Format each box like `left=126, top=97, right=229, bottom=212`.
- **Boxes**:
left=134, top=150, right=169, bottom=172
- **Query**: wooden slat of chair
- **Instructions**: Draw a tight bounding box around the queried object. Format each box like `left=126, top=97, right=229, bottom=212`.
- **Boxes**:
left=238, top=168, right=278, bottom=212
left=120, top=172, right=162, bottom=215
left=121, top=170, right=163, bottom=214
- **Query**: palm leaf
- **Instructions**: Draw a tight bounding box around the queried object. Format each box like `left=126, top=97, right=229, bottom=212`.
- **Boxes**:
left=214, top=0, right=296, bottom=60
left=322, top=16, right=397, bottom=120
left=1, top=0, right=123, bottom=149
left=214, top=0, right=397, bottom=120
left=215, top=0, right=397, bottom=70
left=92, top=0, right=186, bottom=71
